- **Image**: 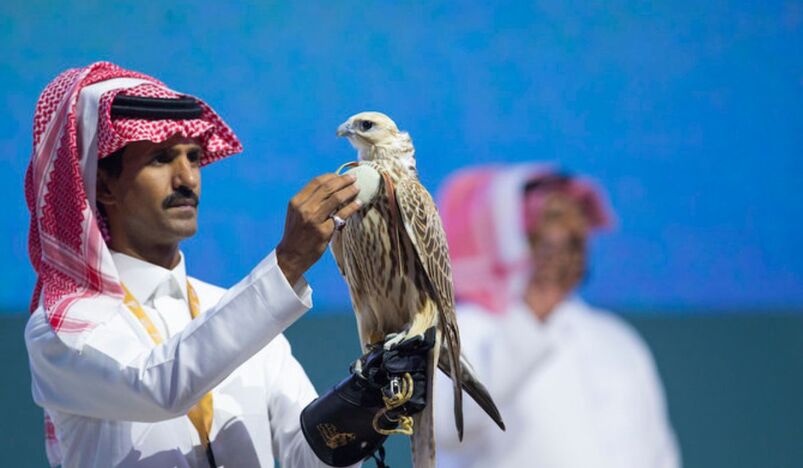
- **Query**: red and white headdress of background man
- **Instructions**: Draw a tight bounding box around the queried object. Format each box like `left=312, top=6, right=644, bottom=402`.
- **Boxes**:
left=25, top=61, right=242, bottom=463
left=437, top=164, right=614, bottom=315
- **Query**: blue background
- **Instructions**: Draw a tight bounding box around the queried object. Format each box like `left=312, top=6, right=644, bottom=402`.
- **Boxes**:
left=1, top=1, right=801, bottom=313
left=2, top=3, right=803, bottom=468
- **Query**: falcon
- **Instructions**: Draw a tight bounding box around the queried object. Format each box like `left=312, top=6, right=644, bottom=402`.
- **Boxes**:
left=331, top=112, right=505, bottom=467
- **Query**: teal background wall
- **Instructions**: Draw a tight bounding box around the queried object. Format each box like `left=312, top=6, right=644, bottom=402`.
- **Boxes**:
left=3, top=313, right=802, bottom=468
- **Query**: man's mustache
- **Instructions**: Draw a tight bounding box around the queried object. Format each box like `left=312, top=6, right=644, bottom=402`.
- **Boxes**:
left=162, top=188, right=199, bottom=209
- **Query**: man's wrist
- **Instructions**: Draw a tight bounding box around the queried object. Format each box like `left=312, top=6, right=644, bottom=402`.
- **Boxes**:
left=275, top=245, right=303, bottom=285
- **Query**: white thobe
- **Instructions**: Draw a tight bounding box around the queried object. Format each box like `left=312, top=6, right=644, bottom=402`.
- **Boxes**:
left=434, top=297, right=681, bottom=468
left=25, top=250, right=346, bottom=468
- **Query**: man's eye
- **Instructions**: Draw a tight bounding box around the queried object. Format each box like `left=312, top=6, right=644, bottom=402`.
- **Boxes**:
left=151, top=151, right=171, bottom=164
left=188, top=150, right=202, bottom=164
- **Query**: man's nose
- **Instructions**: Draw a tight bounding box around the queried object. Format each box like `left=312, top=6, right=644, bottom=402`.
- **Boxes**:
left=172, top=153, right=199, bottom=189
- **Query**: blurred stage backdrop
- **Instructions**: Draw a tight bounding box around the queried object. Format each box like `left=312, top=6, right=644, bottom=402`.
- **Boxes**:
left=1, top=1, right=801, bottom=467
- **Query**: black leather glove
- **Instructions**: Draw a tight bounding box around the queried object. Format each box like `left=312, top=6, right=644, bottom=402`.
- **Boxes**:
left=300, top=327, right=436, bottom=467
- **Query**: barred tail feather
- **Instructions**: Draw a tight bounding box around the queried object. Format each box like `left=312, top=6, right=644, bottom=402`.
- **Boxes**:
left=411, top=344, right=438, bottom=468
left=438, top=351, right=506, bottom=432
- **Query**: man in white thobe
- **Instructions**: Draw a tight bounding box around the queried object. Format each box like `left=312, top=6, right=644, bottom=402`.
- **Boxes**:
left=24, top=62, right=424, bottom=468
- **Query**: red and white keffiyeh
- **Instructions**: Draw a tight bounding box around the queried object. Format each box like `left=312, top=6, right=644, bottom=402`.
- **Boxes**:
left=437, top=164, right=613, bottom=315
left=25, top=61, right=242, bottom=464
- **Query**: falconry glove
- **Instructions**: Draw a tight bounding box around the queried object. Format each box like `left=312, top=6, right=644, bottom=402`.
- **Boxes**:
left=300, top=327, right=436, bottom=467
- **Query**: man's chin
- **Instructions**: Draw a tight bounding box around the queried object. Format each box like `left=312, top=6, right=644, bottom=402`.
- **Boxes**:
left=164, top=220, right=198, bottom=241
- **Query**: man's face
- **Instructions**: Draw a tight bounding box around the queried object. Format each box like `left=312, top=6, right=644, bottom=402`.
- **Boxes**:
left=527, top=194, right=589, bottom=290
left=98, top=135, right=202, bottom=248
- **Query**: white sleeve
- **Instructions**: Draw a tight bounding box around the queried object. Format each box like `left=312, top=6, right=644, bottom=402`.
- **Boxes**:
left=263, top=336, right=351, bottom=467
left=25, top=251, right=312, bottom=422
left=265, top=335, right=362, bottom=468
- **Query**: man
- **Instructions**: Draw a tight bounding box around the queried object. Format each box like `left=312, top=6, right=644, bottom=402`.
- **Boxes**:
left=24, top=62, right=426, bottom=467
left=433, top=164, right=680, bottom=467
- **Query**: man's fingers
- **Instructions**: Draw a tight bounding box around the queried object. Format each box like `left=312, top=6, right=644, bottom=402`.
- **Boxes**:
left=295, top=173, right=339, bottom=203
left=315, top=183, right=360, bottom=222
left=277, top=173, right=360, bottom=285
left=325, top=200, right=362, bottom=233
left=308, top=174, right=357, bottom=204
left=334, top=200, right=363, bottom=223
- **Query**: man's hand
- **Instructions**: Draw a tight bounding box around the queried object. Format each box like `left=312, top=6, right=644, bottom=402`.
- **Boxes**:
left=276, top=173, right=361, bottom=285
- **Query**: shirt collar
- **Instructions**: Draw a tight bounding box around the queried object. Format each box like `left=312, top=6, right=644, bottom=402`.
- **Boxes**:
left=510, top=295, right=585, bottom=333
left=550, top=295, right=584, bottom=322
left=111, top=250, right=188, bottom=304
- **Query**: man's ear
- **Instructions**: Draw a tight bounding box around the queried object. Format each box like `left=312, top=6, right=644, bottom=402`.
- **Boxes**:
left=96, top=170, right=117, bottom=208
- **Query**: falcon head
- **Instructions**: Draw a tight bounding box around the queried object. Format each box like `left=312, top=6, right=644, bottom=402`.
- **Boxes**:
left=336, top=112, right=415, bottom=165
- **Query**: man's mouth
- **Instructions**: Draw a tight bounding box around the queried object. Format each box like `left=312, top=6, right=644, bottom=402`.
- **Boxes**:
left=162, top=191, right=199, bottom=210
left=167, top=199, right=197, bottom=208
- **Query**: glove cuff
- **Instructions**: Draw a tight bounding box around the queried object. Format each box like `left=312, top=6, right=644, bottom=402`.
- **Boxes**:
left=300, top=374, right=389, bottom=466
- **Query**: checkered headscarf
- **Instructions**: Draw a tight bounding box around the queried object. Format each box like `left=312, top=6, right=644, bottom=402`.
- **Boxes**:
left=437, top=164, right=612, bottom=315
left=25, top=61, right=242, bottom=464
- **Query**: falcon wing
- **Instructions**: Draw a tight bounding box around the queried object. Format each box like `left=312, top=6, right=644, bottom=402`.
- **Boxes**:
left=393, top=176, right=464, bottom=439
left=330, top=226, right=372, bottom=352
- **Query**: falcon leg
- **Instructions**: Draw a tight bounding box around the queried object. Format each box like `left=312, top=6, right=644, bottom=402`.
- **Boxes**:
left=406, top=297, right=439, bottom=340
left=358, top=312, right=385, bottom=349
left=366, top=331, right=386, bottom=348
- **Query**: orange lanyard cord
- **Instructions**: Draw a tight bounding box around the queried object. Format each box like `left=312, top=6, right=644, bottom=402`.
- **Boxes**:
left=121, top=281, right=214, bottom=449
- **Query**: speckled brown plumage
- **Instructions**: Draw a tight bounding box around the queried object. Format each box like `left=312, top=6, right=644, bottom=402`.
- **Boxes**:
left=332, top=112, right=504, bottom=467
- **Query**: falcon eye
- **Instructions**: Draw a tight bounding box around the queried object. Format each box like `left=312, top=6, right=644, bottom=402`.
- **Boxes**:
left=360, top=120, right=374, bottom=131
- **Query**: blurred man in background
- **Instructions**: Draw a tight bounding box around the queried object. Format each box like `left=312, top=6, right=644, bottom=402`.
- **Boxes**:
left=434, top=164, right=680, bottom=468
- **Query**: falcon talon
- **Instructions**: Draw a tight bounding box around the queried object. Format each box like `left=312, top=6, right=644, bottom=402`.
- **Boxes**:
left=351, top=357, right=365, bottom=379
left=408, top=332, right=426, bottom=343
left=383, top=330, right=407, bottom=350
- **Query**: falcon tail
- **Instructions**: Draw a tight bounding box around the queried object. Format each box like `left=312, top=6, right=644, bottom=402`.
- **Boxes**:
left=438, top=351, right=506, bottom=432
left=411, top=343, right=438, bottom=468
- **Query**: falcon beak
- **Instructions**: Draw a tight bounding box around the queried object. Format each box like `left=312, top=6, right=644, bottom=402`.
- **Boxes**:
left=336, top=121, right=353, bottom=137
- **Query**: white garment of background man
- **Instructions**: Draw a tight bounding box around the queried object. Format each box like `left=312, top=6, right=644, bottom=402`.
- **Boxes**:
left=436, top=299, right=679, bottom=468
left=433, top=165, right=680, bottom=468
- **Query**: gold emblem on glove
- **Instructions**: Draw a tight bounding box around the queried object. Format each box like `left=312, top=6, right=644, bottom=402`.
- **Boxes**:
left=317, top=423, right=357, bottom=449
